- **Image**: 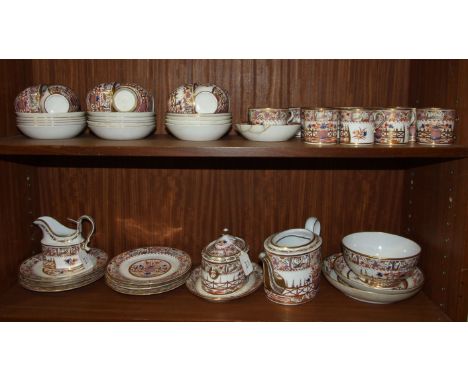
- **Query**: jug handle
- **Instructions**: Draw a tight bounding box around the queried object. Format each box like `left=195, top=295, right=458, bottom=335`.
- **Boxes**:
left=305, top=217, right=321, bottom=235
left=72, top=215, right=95, bottom=252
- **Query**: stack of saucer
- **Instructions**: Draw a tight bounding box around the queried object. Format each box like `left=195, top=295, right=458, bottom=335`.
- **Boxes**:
left=322, top=232, right=424, bottom=304
left=87, top=112, right=156, bottom=140
left=19, top=248, right=108, bottom=292
left=16, top=112, right=86, bottom=139
left=105, top=247, right=191, bottom=295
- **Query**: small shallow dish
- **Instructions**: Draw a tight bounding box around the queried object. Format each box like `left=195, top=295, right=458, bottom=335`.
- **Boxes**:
left=89, top=124, right=154, bottom=140
left=236, top=123, right=300, bottom=142
left=342, top=232, right=421, bottom=287
left=166, top=123, right=231, bottom=141
left=322, top=254, right=422, bottom=304
left=333, top=253, right=424, bottom=294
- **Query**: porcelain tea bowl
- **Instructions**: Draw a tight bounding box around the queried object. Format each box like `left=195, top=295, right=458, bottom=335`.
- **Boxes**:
left=342, top=232, right=421, bottom=288
left=15, top=84, right=80, bottom=113
left=167, top=83, right=230, bottom=114
left=200, top=229, right=251, bottom=295
left=248, top=108, right=293, bottom=127
left=86, top=82, right=153, bottom=112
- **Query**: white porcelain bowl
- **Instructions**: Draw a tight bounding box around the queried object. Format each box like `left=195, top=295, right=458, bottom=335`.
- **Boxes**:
left=17, top=123, right=86, bottom=139
left=236, top=124, right=300, bottom=142
left=88, top=111, right=154, bottom=117
left=89, top=125, right=155, bottom=140
left=342, top=232, right=421, bottom=287
left=88, top=121, right=155, bottom=127
left=166, top=123, right=231, bottom=141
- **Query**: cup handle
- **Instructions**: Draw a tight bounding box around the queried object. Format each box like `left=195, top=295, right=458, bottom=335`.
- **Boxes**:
left=305, top=217, right=321, bottom=235
left=373, top=111, right=385, bottom=132
left=78, top=215, right=95, bottom=252
left=287, top=110, right=294, bottom=124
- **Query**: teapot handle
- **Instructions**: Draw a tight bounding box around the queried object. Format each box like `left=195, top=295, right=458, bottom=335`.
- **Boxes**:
left=77, top=215, right=95, bottom=251
left=305, top=217, right=321, bottom=235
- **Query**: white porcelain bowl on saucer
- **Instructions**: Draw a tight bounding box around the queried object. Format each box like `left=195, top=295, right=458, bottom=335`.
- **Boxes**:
left=166, top=123, right=231, bottom=141
left=322, top=254, right=422, bottom=304
left=236, top=123, right=300, bottom=142
left=89, top=124, right=154, bottom=140
left=17, top=123, right=86, bottom=139
left=333, top=253, right=424, bottom=295
left=342, top=232, right=421, bottom=287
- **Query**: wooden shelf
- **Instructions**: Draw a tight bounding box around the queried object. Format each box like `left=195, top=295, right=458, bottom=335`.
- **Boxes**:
left=0, top=276, right=449, bottom=321
left=0, top=134, right=467, bottom=158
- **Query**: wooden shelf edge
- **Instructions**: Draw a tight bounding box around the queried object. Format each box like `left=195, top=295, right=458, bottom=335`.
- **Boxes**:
left=0, top=277, right=450, bottom=322
left=0, top=135, right=467, bottom=159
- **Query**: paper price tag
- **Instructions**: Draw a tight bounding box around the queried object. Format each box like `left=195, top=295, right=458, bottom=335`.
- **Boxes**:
left=78, top=250, right=93, bottom=270
left=239, top=251, right=253, bottom=276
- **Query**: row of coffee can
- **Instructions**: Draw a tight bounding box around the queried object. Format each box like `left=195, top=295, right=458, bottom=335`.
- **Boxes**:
left=293, top=107, right=456, bottom=145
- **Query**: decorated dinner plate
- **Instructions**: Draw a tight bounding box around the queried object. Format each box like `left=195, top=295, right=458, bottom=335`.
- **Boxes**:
left=333, top=253, right=424, bottom=294
left=106, top=247, right=191, bottom=285
left=186, top=264, right=262, bottom=302
left=105, top=272, right=189, bottom=295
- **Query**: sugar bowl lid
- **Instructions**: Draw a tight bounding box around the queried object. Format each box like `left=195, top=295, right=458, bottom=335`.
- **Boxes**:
left=201, top=228, right=248, bottom=263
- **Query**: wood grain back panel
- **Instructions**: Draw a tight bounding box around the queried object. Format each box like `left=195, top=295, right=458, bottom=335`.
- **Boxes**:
left=26, top=59, right=412, bottom=135
left=32, top=160, right=405, bottom=265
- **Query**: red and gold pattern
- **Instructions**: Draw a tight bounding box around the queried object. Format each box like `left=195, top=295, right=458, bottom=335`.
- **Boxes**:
left=416, top=108, right=456, bottom=145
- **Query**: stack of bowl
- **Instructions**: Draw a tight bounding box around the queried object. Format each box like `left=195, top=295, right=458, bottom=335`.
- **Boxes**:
left=165, top=83, right=231, bottom=141
left=105, top=247, right=192, bottom=295
left=86, top=82, right=155, bottom=140
left=15, top=84, right=85, bottom=139
left=322, top=232, right=424, bottom=304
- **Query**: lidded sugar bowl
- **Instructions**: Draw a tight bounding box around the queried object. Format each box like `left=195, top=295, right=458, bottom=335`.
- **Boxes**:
left=201, top=229, right=252, bottom=295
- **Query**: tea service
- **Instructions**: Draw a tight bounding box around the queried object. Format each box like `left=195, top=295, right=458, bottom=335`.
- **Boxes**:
left=19, top=215, right=108, bottom=292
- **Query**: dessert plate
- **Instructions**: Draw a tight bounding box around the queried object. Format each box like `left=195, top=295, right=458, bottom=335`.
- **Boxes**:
left=107, top=247, right=191, bottom=285
left=322, top=254, right=422, bottom=304
left=105, top=272, right=189, bottom=295
left=333, top=253, right=424, bottom=294
left=186, top=263, right=262, bottom=302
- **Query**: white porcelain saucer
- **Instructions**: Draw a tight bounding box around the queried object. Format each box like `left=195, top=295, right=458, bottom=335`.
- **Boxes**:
left=322, top=254, right=422, bottom=304
left=333, top=253, right=424, bottom=294
left=186, top=263, right=263, bottom=302
left=194, top=91, right=218, bottom=113
left=236, top=124, right=300, bottom=142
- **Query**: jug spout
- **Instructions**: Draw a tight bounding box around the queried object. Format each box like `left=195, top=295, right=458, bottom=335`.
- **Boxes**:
left=259, top=252, right=286, bottom=294
left=34, top=216, right=79, bottom=245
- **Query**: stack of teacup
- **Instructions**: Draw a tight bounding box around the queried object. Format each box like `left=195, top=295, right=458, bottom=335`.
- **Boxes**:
left=105, top=247, right=192, bottom=295
left=86, top=82, right=155, bottom=140
left=165, top=83, right=231, bottom=141
left=185, top=229, right=263, bottom=302
left=15, top=84, right=86, bottom=139
left=322, top=232, right=425, bottom=304
left=236, top=108, right=301, bottom=142
left=18, top=215, right=108, bottom=292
